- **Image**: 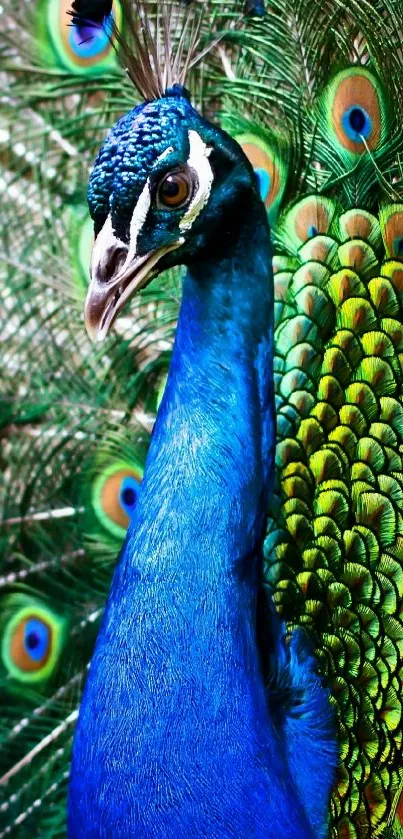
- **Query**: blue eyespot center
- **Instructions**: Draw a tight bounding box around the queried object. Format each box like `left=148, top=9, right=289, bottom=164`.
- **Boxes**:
left=308, top=225, right=318, bottom=238
left=342, top=105, right=372, bottom=142
left=76, top=23, right=99, bottom=42
left=119, top=476, right=140, bottom=517
left=349, top=108, right=366, bottom=133
left=24, top=619, right=50, bottom=662
left=394, top=236, right=403, bottom=256
left=254, top=168, right=271, bottom=203
left=70, top=13, right=114, bottom=58
left=122, top=487, right=136, bottom=507
left=26, top=631, right=40, bottom=650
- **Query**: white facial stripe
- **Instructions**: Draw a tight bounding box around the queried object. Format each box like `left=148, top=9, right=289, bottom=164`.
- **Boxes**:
left=157, top=146, right=174, bottom=163
left=126, top=179, right=152, bottom=262
left=180, top=130, right=213, bottom=232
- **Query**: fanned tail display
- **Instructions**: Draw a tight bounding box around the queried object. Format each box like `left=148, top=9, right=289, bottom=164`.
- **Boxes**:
left=2, top=0, right=403, bottom=836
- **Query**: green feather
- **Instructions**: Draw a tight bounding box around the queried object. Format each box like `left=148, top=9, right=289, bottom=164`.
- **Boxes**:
left=81, top=430, right=146, bottom=554
left=36, top=0, right=122, bottom=75
left=1, top=595, right=67, bottom=685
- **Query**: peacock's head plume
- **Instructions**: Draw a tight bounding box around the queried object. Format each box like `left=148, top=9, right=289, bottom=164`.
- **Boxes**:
left=85, top=86, right=260, bottom=339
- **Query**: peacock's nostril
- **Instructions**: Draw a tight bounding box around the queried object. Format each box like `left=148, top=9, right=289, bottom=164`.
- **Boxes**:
left=97, top=245, right=128, bottom=284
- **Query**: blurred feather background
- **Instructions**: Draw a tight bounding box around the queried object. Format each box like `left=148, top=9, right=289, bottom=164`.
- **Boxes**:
left=3, top=1, right=403, bottom=836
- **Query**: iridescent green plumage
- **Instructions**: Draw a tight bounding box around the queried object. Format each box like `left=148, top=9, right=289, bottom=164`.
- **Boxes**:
left=236, top=6, right=403, bottom=834
left=268, top=195, right=403, bottom=836
left=2, top=0, right=403, bottom=836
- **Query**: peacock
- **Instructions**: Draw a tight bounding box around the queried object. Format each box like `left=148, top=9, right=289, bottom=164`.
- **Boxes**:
left=2, top=0, right=403, bottom=836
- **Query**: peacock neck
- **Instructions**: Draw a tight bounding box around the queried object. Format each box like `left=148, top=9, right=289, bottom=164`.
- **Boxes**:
left=127, top=196, right=274, bottom=582
left=68, top=197, right=304, bottom=839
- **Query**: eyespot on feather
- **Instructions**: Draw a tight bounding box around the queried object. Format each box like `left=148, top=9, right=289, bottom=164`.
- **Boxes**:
left=298, top=236, right=338, bottom=268
left=235, top=133, right=286, bottom=222
left=338, top=210, right=381, bottom=249
left=42, top=0, right=121, bottom=74
left=324, top=68, right=386, bottom=155
left=92, top=462, right=144, bottom=537
left=11, top=618, right=51, bottom=672
left=2, top=603, right=66, bottom=683
left=380, top=205, right=403, bottom=259
left=279, top=196, right=335, bottom=253
left=380, top=260, right=403, bottom=295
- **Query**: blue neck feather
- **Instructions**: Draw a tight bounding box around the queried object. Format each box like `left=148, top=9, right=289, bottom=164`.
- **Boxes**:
left=68, top=196, right=335, bottom=838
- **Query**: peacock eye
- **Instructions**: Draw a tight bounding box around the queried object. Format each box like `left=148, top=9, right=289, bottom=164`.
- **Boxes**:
left=1, top=601, right=66, bottom=684
left=157, top=170, right=192, bottom=209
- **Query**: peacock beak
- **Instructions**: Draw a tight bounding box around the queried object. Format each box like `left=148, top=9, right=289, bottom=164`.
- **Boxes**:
left=84, top=218, right=183, bottom=342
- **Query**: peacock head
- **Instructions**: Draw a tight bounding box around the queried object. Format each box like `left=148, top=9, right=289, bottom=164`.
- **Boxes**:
left=84, top=86, right=260, bottom=340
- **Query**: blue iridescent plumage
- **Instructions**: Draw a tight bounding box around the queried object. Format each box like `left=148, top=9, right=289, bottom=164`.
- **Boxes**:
left=68, top=92, right=336, bottom=837
left=4, top=1, right=403, bottom=835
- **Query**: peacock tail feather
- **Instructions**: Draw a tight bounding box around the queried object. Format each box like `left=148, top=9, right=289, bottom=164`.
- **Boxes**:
left=2, top=0, right=403, bottom=836
left=223, top=2, right=403, bottom=835
left=0, top=5, right=178, bottom=832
